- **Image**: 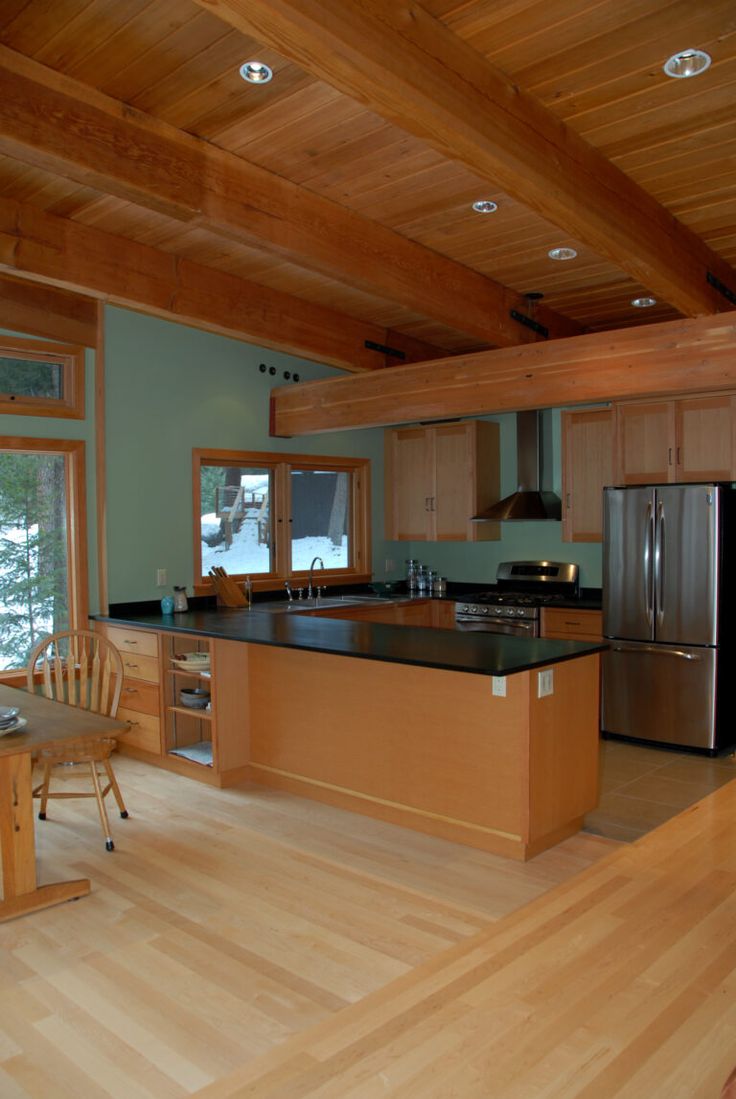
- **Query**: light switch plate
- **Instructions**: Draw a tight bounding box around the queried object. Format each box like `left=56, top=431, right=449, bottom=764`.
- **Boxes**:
left=537, top=669, right=554, bottom=698
left=492, top=676, right=507, bottom=697
left=156, top=568, right=167, bottom=586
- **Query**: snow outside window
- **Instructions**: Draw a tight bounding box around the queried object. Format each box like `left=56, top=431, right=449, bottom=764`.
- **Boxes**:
left=194, top=449, right=370, bottom=590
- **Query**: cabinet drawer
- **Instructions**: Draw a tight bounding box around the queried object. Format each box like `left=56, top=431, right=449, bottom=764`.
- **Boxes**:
left=118, top=652, right=159, bottom=683
left=104, top=625, right=159, bottom=659
left=119, top=678, right=160, bottom=716
left=117, top=708, right=161, bottom=755
left=541, top=608, right=602, bottom=641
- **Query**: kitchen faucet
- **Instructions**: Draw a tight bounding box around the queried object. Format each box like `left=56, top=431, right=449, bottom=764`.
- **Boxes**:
left=307, top=556, right=324, bottom=599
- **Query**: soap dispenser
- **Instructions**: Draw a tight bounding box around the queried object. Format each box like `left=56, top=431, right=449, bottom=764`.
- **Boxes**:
left=173, top=585, right=189, bottom=612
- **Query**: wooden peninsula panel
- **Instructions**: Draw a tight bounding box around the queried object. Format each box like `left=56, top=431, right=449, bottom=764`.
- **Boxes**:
left=247, top=646, right=600, bottom=860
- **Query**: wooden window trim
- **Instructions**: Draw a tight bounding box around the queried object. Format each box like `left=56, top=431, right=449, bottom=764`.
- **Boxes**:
left=192, top=447, right=372, bottom=593
left=0, top=335, right=85, bottom=420
left=0, top=436, right=88, bottom=681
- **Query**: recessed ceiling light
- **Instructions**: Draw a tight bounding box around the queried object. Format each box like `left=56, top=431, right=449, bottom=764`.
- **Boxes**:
left=631, top=296, right=657, bottom=308
left=548, top=247, right=577, bottom=261
left=472, top=199, right=498, bottom=214
left=239, top=61, right=273, bottom=84
left=663, top=49, right=711, bottom=79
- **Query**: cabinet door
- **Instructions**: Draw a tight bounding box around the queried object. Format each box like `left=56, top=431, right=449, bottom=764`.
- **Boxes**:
left=384, top=427, right=431, bottom=540
left=432, top=422, right=474, bottom=540
left=432, top=420, right=500, bottom=542
left=616, top=402, right=676, bottom=483
left=675, top=396, right=736, bottom=481
left=561, top=409, right=615, bottom=542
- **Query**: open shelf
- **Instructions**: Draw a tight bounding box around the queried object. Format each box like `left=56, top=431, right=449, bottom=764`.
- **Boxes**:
left=169, top=740, right=213, bottom=767
left=167, top=704, right=212, bottom=721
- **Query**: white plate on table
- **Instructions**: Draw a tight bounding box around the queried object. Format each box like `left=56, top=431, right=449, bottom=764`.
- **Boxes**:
left=0, top=716, right=27, bottom=737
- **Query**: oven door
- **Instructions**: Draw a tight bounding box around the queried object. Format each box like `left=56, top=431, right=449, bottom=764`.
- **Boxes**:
left=455, top=616, right=539, bottom=638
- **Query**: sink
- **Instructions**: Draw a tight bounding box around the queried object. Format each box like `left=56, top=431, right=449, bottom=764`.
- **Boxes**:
left=250, top=594, right=399, bottom=613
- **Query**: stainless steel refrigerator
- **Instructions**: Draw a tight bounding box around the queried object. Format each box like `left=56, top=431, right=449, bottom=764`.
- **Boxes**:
left=602, top=483, right=736, bottom=753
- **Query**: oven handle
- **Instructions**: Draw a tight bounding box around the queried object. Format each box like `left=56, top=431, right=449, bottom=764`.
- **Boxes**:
left=455, top=618, right=538, bottom=634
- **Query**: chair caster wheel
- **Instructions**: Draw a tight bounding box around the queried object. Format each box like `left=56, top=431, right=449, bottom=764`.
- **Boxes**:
left=38, top=811, right=46, bottom=820
left=105, top=840, right=115, bottom=851
left=120, top=810, right=129, bottom=818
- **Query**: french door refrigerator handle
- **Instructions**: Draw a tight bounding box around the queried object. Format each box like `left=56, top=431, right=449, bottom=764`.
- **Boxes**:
left=655, top=499, right=665, bottom=626
left=645, top=500, right=654, bottom=627
left=611, top=644, right=700, bottom=661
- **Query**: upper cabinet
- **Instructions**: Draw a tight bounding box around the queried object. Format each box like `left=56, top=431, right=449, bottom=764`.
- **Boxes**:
left=617, top=396, right=736, bottom=484
left=385, top=420, right=500, bottom=541
left=561, top=408, right=615, bottom=542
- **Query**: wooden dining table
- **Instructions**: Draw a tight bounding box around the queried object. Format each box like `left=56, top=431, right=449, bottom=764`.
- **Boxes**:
left=0, top=684, right=126, bottom=921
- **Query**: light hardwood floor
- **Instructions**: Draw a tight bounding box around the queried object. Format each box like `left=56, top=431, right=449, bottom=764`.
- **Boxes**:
left=0, top=755, right=615, bottom=1098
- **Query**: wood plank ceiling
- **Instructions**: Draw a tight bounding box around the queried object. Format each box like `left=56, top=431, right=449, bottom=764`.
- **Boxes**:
left=0, top=0, right=733, bottom=371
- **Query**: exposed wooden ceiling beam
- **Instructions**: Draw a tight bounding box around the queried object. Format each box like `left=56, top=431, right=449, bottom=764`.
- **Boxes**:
left=271, top=312, right=736, bottom=436
left=0, top=273, right=98, bottom=347
left=198, top=0, right=736, bottom=318
left=0, top=46, right=580, bottom=350
left=0, top=199, right=442, bottom=372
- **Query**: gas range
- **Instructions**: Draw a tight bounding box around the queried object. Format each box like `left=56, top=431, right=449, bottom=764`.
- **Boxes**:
left=455, top=562, right=579, bottom=634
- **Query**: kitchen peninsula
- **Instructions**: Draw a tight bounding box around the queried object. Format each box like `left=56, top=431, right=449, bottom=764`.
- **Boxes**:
left=95, top=601, right=605, bottom=861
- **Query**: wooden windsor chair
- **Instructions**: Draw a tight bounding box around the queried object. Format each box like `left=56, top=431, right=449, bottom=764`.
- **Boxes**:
left=26, top=629, right=129, bottom=851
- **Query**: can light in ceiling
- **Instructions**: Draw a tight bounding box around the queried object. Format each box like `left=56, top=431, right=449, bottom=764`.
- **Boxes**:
left=239, top=60, right=273, bottom=84
left=631, top=296, right=657, bottom=308
left=663, top=49, right=711, bottom=79
left=472, top=199, right=498, bottom=214
left=548, top=247, right=577, bottom=261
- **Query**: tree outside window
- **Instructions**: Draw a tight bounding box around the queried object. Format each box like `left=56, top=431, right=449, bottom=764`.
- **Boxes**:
left=0, top=439, right=87, bottom=673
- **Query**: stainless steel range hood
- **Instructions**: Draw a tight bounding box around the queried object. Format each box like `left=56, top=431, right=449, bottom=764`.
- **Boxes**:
left=472, top=410, right=562, bottom=522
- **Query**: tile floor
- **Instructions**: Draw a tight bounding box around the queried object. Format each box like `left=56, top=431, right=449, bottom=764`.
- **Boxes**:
left=583, top=737, right=736, bottom=842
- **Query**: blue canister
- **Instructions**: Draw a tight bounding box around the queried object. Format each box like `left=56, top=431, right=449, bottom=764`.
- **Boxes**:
left=160, top=595, right=175, bottom=614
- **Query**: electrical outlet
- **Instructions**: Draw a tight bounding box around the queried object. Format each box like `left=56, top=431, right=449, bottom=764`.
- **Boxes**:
left=384, top=557, right=395, bottom=573
left=537, top=669, right=554, bottom=698
left=156, top=568, right=167, bottom=587
left=492, top=676, right=507, bottom=697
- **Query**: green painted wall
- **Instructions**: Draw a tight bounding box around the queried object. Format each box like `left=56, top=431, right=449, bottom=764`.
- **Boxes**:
left=0, top=311, right=605, bottom=609
left=103, top=307, right=387, bottom=604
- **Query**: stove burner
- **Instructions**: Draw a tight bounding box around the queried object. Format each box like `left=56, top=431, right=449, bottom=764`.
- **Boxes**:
left=469, top=590, right=565, bottom=607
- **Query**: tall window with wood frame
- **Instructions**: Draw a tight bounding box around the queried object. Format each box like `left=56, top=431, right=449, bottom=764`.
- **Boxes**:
left=194, top=449, right=371, bottom=590
left=0, top=438, right=88, bottom=672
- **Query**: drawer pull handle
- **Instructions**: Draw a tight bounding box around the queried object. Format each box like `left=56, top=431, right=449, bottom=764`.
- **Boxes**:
left=124, top=687, right=139, bottom=694
left=125, top=662, right=139, bottom=668
left=126, top=720, right=140, bottom=727
left=122, top=639, right=138, bottom=646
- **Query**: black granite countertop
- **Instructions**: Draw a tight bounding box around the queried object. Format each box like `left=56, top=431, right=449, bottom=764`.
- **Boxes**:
left=95, top=605, right=607, bottom=678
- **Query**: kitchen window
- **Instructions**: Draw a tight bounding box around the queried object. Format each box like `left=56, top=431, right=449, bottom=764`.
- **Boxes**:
left=0, top=437, right=88, bottom=676
left=193, top=448, right=371, bottom=591
left=0, top=335, right=85, bottom=419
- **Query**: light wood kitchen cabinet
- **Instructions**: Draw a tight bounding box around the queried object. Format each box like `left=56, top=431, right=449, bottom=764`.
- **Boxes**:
left=304, top=598, right=456, bottom=629
left=94, top=623, right=249, bottom=786
left=561, top=408, right=615, bottom=542
left=540, top=608, right=603, bottom=642
left=385, top=420, right=500, bottom=542
left=96, top=624, right=163, bottom=756
left=616, top=395, right=736, bottom=483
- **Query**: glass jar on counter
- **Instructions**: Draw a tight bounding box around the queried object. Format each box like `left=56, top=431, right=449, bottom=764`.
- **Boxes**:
left=406, top=559, right=419, bottom=591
